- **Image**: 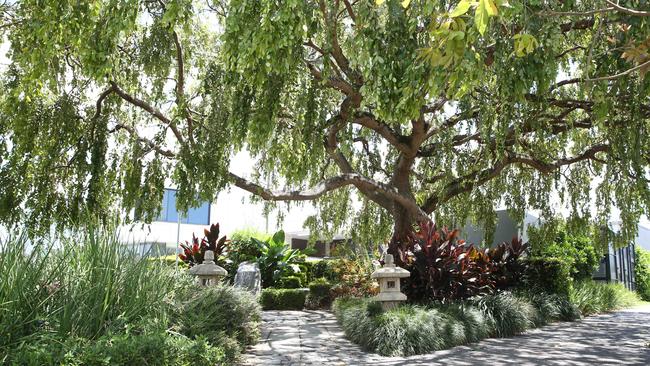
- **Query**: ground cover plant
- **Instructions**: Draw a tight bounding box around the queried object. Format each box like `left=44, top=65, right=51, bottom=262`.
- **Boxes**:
left=333, top=283, right=635, bottom=357
left=569, top=280, right=641, bottom=316
left=0, top=226, right=261, bottom=365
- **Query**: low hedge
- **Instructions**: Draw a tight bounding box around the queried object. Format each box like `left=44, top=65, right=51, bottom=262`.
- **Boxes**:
left=306, top=278, right=333, bottom=309
left=260, top=288, right=307, bottom=310
left=277, top=276, right=303, bottom=289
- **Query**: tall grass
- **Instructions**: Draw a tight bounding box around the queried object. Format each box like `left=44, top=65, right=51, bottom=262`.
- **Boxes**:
left=0, top=228, right=175, bottom=350
left=570, top=280, right=641, bottom=315
left=0, top=233, right=59, bottom=348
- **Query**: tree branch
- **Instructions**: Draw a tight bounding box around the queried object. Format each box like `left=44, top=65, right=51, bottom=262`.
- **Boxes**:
left=110, top=81, right=185, bottom=143
left=605, top=0, right=650, bottom=16
left=110, top=123, right=176, bottom=158
left=352, top=112, right=411, bottom=153
left=421, top=144, right=610, bottom=213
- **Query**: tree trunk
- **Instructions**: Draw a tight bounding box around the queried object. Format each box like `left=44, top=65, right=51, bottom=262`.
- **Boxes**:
left=386, top=203, right=415, bottom=267
left=387, top=155, right=418, bottom=267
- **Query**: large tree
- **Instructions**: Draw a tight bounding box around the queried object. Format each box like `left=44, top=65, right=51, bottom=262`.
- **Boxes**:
left=0, top=0, right=649, bottom=246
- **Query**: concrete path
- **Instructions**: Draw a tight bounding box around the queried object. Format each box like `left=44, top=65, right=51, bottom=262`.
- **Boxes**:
left=240, top=305, right=650, bottom=365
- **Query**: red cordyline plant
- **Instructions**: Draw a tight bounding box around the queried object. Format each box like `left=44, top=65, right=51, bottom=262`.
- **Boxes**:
left=390, top=221, right=528, bottom=302
left=178, top=223, right=229, bottom=267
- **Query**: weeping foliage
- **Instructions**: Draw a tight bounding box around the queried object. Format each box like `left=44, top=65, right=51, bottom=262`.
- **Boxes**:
left=0, top=0, right=649, bottom=245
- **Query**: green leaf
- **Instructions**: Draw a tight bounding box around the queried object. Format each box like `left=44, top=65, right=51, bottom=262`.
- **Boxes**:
left=450, top=0, right=472, bottom=18
left=375, top=0, right=386, bottom=5
left=485, top=0, right=499, bottom=16
left=475, top=0, right=490, bottom=35
left=272, top=230, right=286, bottom=245
left=401, top=0, right=411, bottom=7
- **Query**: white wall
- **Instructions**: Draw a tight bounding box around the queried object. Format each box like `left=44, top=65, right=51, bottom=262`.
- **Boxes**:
left=117, top=151, right=317, bottom=250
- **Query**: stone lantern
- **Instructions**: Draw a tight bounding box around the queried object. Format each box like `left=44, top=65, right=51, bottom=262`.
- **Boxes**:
left=189, top=250, right=227, bottom=286
left=371, top=254, right=410, bottom=311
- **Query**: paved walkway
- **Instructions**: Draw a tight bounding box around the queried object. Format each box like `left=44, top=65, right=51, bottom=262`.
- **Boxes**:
left=240, top=305, right=650, bottom=365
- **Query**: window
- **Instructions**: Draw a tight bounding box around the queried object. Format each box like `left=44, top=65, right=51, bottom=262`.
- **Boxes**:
left=156, top=189, right=210, bottom=225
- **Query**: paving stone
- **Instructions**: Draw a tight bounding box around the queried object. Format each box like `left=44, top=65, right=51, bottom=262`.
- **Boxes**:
left=240, top=306, right=650, bottom=365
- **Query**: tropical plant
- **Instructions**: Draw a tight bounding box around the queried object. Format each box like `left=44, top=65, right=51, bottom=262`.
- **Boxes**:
left=399, top=221, right=527, bottom=302
left=179, top=223, right=229, bottom=267
left=253, top=230, right=304, bottom=288
left=488, top=237, right=529, bottom=289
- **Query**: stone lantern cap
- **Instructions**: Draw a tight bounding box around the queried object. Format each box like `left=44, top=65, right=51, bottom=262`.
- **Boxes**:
left=371, top=254, right=410, bottom=279
left=189, top=250, right=228, bottom=277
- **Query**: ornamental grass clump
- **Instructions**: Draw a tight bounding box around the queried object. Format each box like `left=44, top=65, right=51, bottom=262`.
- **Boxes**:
left=471, top=292, right=536, bottom=338
left=333, top=297, right=494, bottom=357
left=570, top=280, right=641, bottom=315
left=0, top=229, right=174, bottom=348
left=522, top=292, right=581, bottom=325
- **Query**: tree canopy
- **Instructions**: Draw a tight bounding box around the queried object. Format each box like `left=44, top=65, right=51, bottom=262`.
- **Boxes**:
left=0, top=0, right=649, bottom=244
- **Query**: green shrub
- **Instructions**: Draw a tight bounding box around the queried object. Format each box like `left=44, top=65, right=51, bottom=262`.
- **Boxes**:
left=528, top=225, right=602, bottom=281
left=282, top=265, right=308, bottom=287
left=174, top=285, right=261, bottom=348
left=570, top=280, right=641, bottom=315
left=635, top=246, right=650, bottom=301
left=298, top=262, right=314, bottom=283
left=307, top=278, right=333, bottom=309
left=311, top=259, right=378, bottom=298
left=521, top=257, right=572, bottom=296
left=277, top=276, right=302, bottom=289
left=3, top=331, right=232, bottom=366
left=310, top=260, right=332, bottom=281
left=309, top=278, right=332, bottom=299
left=260, top=288, right=307, bottom=310
left=472, top=292, right=536, bottom=337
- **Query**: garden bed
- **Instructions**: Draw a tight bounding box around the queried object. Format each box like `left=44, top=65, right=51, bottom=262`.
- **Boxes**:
left=332, top=282, right=641, bottom=357
left=0, top=228, right=261, bottom=366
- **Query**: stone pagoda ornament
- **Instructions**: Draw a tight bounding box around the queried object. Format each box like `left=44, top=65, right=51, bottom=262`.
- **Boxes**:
left=371, top=254, right=410, bottom=311
left=189, top=250, right=227, bottom=286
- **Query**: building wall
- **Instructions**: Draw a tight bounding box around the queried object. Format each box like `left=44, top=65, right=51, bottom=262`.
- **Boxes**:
left=118, top=185, right=315, bottom=254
